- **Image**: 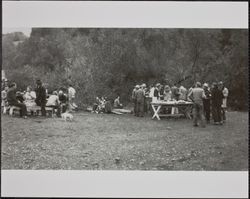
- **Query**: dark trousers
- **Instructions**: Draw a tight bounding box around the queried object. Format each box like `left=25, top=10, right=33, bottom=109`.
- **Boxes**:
left=221, top=108, right=226, bottom=121
left=203, top=99, right=211, bottom=122
left=61, top=103, right=67, bottom=113
left=193, top=103, right=205, bottom=127
left=35, top=100, right=46, bottom=116
left=136, top=101, right=144, bottom=117
left=212, top=104, right=222, bottom=123
left=10, top=102, right=27, bottom=117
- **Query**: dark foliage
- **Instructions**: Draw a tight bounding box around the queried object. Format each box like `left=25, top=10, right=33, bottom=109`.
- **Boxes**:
left=2, top=28, right=248, bottom=110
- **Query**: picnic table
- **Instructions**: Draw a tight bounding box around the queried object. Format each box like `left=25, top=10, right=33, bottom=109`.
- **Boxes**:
left=151, top=100, right=193, bottom=120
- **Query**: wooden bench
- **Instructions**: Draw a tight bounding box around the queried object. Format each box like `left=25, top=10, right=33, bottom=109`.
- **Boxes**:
left=8, top=105, right=55, bottom=117
left=27, top=106, right=55, bottom=117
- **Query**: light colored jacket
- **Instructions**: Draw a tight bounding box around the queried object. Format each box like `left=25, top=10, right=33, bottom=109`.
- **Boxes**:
left=188, top=87, right=205, bottom=104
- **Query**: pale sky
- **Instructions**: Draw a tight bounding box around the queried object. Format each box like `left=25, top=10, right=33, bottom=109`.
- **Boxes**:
left=2, top=27, right=32, bottom=37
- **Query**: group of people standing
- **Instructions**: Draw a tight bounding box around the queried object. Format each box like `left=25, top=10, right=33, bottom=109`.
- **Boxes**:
left=1, top=79, right=77, bottom=118
left=131, top=81, right=229, bottom=127
left=131, top=83, right=189, bottom=117
left=189, top=81, right=229, bottom=127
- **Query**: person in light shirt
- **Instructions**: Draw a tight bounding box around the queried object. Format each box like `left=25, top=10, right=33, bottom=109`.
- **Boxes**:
left=163, top=85, right=172, bottom=101
left=24, top=86, right=36, bottom=107
left=218, top=81, right=229, bottom=122
left=68, top=84, right=77, bottom=112
left=188, top=82, right=206, bottom=127
left=46, top=91, right=61, bottom=117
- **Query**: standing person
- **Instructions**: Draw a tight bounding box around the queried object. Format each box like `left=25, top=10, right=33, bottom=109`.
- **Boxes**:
left=219, top=81, right=229, bottom=122
left=35, top=79, right=47, bottom=116
left=141, top=83, right=148, bottom=113
left=2, top=86, right=9, bottom=113
left=179, top=85, right=187, bottom=101
left=188, top=82, right=206, bottom=127
left=135, top=85, right=145, bottom=117
left=202, top=83, right=211, bottom=123
left=153, top=83, right=161, bottom=101
left=163, top=85, right=172, bottom=101
left=163, top=85, right=172, bottom=114
left=7, top=83, right=27, bottom=118
left=171, top=84, right=180, bottom=101
left=68, top=84, right=77, bottom=112
left=171, top=84, right=180, bottom=114
left=159, top=84, right=164, bottom=100
left=132, top=85, right=139, bottom=116
left=211, top=82, right=224, bottom=125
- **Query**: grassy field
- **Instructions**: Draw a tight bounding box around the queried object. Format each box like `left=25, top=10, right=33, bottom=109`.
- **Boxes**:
left=1, top=111, right=248, bottom=170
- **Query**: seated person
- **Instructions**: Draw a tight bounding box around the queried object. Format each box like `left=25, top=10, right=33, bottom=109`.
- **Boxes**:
left=23, top=86, right=37, bottom=107
left=95, top=97, right=106, bottom=113
left=58, top=90, right=68, bottom=113
left=93, top=97, right=101, bottom=113
left=46, top=91, right=61, bottom=117
left=113, top=96, right=123, bottom=109
left=16, top=91, right=25, bottom=103
left=7, top=83, right=27, bottom=118
left=104, top=98, right=112, bottom=114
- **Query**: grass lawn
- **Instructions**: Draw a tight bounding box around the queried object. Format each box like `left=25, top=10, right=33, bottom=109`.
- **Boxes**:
left=1, top=111, right=248, bottom=170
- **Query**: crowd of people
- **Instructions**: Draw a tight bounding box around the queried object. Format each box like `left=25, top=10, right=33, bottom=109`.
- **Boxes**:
left=131, top=81, right=229, bottom=127
left=2, top=77, right=229, bottom=127
left=1, top=79, right=77, bottom=118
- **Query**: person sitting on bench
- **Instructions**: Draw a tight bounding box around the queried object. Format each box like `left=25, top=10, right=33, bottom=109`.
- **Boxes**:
left=46, top=91, right=61, bottom=117
left=7, top=82, right=27, bottom=118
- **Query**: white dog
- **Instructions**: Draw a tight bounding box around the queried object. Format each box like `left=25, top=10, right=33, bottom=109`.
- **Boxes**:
left=61, top=112, right=73, bottom=122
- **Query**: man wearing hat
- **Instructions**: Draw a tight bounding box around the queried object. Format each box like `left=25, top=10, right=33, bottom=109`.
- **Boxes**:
left=188, top=82, right=206, bottom=127
left=35, top=79, right=47, bottom=116
left=203, top=83, right=211, bottom=123
left=135, top=85, right=145, bottom=117
left=132, top=85, right=139, bottom=116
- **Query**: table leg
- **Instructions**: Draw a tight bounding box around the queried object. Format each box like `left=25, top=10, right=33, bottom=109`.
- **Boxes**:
left=184, top=105, right=192, bottom=119
left=152, top=105, right=161, bottom=120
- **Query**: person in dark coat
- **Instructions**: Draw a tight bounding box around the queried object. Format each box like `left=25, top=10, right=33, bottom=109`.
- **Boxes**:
left=211, top=83, right=224, bottom=125
left=154, top=83, right=161, bottom=100
left=104, top=97, right=112, bottom=113
left=202, top=83, right=211, bottom=123
left=58, top=90, right=68, bottom=113
left=7, top=83, right=27, bottom=118
left=35, top=79, right=47, bottom=116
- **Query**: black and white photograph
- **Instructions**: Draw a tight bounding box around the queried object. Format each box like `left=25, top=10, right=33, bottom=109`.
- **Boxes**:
left=1, top=1, right=248, bottom=198
left=2, top=27, right=248, bottom=170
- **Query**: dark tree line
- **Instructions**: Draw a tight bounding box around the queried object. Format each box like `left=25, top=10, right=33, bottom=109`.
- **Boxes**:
left=2, top=28, right=248, bottom=110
